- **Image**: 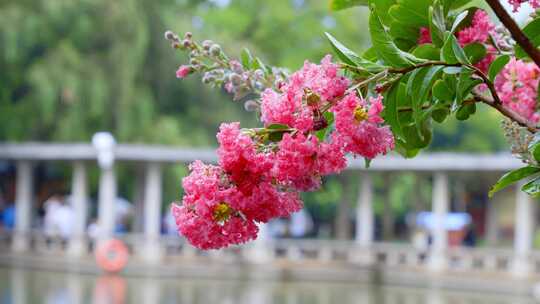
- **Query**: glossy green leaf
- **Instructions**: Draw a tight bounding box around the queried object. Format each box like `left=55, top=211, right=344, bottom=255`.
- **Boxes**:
left=330, top=0, right=368, bottom=10
left=369, top=6, right=424, bottom=68
left=368, top=0, right=396, bottom=25
left=432, top=79, right=454, bottom=101
left=431, top=107, right=450, bottom=123
left=428, top=1, right=446, bottom=46
left=382, top=80, right=404, bottom=139
left=488, top=55, right=510, bottom=82
left=266, top=123, right=289, bottom=130
left=489, top=166, right=540, bottom=197
left=412, top=44, right=440, bottom=60
left=515, top=17, right=540, bottom=59
left=325, top=32, right=359, bottom=66
left=240, top=48, right=253, bottom=69
left=455, top=103, right=475, bottom=120
left=450, top=10, right=469, bottom=34
left=522, top=177, right=540, bottom=197
left=463, top=43, right=486, bottom=64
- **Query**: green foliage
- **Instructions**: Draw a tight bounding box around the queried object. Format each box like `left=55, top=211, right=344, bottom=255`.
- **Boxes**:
left=515, top=17, right=540, bottom=59
left=489, top=166, right=540, bottom=197
left=488, top=55, right=510, bottom=82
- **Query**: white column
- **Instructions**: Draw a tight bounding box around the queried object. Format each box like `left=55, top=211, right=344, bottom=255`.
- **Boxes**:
left=12, top=161, right=33, bottom=252
left=352, top=172, right=373, bottom=265
left=485, top=198, right=499, bottom=246
left=97, top=166, right=116, bottom=240
left=512, top=181, right=535, bottom=277
left=68, top=161, right=88, bottom=257
left=428, top=172, right=449, bottom=272
left=356, top=172, right=373, bottom=246
left=93, top=132, right=117, bottom=241
left=141, top=162, right=163, bottom=263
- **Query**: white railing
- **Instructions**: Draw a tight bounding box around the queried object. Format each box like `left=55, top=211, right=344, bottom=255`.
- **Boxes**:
left=3, top=230, right=538, bottom=278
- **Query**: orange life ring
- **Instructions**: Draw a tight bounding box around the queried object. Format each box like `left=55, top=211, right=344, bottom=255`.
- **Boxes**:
left=95, top=239, right=129, bottom=273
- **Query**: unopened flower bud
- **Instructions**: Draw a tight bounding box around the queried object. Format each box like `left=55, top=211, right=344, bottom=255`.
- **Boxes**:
left=244, top=100, right=259, bottom=112
left=189, top=58, right=199, bottom=65
left=229, top=73, right=242, bottom=85
left=210, top=44, right=221, bottom=56
left=164, top=30, right=176, bottom=41
left=182, top=39, right=191, bottom=48
left=202, top=40, right=213, bottom=50
left=313, top=116, right=328, bottom=131
left=184, top=32, right=193, bottom=39
left=172, top=42, right=181, bottom=49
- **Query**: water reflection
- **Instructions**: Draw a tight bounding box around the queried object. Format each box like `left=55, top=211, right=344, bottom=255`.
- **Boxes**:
left=0, top=267, right=535, bottom=304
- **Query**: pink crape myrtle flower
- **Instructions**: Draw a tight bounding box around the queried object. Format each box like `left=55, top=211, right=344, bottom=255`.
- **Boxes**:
left=457, top=10, right=495, bottom=46
left=417, top=27, right=432, bottom=45
left=171, top=203, right=258, bottom=250
left=238, top=182, right=303, bottom=223
left=216, top=122, right=273, bottom=195
left=176, top=65, right=191, bottom=78
left=260, top=55, right=349, bottom=132
left=495, top=58, right=540, bottom=124
left=333, top=93, right=395, bottom=159
left=274, top=133, right=322, bottom=191
left=174, top=161, right=259, bottom=250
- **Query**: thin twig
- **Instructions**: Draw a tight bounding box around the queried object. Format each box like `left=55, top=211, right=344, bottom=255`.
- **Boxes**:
left=485, top=0, right=540, bottom=68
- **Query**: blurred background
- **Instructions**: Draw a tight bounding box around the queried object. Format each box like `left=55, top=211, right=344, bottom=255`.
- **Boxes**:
left=0, top=0, right=538, bottom=303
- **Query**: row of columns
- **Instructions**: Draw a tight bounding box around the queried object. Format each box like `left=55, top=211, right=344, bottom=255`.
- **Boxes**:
left=10, top=159, right=164, bottom=264
left=353, top=171, right=535, bottom=276
left=7, top=159, right=537, bottom=273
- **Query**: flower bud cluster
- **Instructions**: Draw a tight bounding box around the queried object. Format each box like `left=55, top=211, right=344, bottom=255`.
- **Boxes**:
left=165, top=30, right=289, bottom=102
left=502, top=119, right=535, bottom=165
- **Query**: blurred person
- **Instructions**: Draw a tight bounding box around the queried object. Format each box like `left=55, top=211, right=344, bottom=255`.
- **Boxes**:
left=163, top=208, right=177, bottom=236
left=114, top=197, right=133, bottom=233
left=43, top=193, right=74, bottom=239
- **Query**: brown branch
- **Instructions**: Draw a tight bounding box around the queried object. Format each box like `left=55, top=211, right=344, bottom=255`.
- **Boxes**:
left=473, top=92, right=539, bottom=133
left=485, top=0, right=540, bottom=68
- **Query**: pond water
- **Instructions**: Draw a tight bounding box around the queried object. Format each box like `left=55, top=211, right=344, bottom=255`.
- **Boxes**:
left=0, top=267, right=534, bottom=304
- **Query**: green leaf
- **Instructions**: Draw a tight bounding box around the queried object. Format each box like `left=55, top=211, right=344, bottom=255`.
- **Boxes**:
left=431, top=108, right=450, bottom=123
left=488, top=55, right=510, bottom=82
left=412, top=44, right=440, bottom=60
left=432, top=79, right=454, bottom=101
left=531, top=142, right=540, bottom=163
left=428, top=1, right=446, bottom=46
left=369, top=6, right=424, bottom=68
left=515, top=17, right=540, bottom=59
left=266, top=123, right=289, bottom=130
left=382, top=80, right=404, bottom=139
left=330, top=0, right=368, bottom=10
left=522, top=177, right=540, bottom=197
left=368, top=0, right=397, bottom=25
left=489, top=166, right=540, bottom=197
left=455, top=103, right=475, bottom=120
left=387, top=0, right=433, bottom=50
left=325, top=32, right=359, bottom=66
left=240, top=48, right=253, bottom=69
left=450, top=10, right=469, bottom=34
left=443, top=66, right=462, bottom=74
left=441, top=34, right=470, bottom=64
left=463, top=43, right=486, bottom=64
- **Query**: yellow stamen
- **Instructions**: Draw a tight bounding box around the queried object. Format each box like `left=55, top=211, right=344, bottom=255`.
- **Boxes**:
left=354, top=106, right=369, bottom=122
left=213, top=202, right=233, bottom=222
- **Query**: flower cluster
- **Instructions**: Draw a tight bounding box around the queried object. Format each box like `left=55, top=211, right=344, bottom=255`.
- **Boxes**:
left=172, top=56, right=394, bottom=249
left=495, top=58, right=540, bottom=123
